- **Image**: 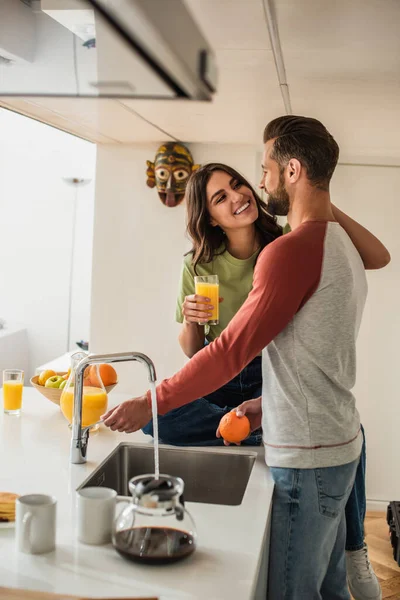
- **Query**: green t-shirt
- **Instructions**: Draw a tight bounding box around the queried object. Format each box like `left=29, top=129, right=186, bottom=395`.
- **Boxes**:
left=175, top=249, right=259, bottom=342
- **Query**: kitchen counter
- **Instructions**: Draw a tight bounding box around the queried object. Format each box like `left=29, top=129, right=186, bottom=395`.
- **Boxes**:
left=0, top=388, right=274, bottom=600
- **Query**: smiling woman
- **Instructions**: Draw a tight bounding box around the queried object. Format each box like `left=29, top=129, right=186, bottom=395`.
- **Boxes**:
left=141, top=162, right=282, bottom=447
left=186, top=163, right=281, bottom=271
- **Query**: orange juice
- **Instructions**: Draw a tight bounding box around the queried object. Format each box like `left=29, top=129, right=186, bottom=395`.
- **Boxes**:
left=195, top=282, right=219, bottom=324
left=3, top=381, right=23, bottom=411
left=60, top=386, right=108, bottom=428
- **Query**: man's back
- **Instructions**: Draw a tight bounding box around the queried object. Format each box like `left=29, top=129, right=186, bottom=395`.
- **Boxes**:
left=262, top=221, right=368, bottom=468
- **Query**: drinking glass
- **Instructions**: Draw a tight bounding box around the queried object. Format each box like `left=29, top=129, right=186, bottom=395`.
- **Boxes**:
left=194, top=275, right=219, bottom=325
left=2, top=369, right=24, bottom=415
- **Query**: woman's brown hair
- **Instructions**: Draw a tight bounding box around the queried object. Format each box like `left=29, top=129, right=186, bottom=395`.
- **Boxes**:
left=184, top=163, right=282, bottom=272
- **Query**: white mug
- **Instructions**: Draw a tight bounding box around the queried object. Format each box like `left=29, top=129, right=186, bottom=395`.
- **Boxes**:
left=77, top=487, right=117, bottom=545
left=16, top=494, right=57, bottom=554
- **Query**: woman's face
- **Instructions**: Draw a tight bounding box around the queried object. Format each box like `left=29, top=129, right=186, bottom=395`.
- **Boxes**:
left=206, top=171, right=258, bottom=232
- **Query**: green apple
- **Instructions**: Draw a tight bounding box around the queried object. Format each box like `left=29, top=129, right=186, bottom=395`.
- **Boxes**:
left=59, top=379, right=67, bottom=390
left=45, top=375, right=65, bottom=389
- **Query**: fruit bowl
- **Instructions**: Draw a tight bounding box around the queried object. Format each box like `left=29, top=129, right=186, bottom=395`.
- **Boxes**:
left=30, top=373, right=117, bottom=406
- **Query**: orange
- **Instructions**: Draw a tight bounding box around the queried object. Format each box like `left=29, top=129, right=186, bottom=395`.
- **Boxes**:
left=219, top=411, right=251, bottom=444
left=38, top=369, right=56, bottom=386
left=88, top=364, right=118, bottom=387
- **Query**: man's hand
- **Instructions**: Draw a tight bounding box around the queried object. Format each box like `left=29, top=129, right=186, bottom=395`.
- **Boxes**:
left=216, top=397, right=262, bottom=446
left=101, top=394, right=152, bottom=434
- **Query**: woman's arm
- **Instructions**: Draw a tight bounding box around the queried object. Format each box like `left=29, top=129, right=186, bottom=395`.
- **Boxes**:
left=331, top=204, right=391, bottom=269
left=178, top=320, right=206, bottom=358
left=176, top=259, right=207, bottom=358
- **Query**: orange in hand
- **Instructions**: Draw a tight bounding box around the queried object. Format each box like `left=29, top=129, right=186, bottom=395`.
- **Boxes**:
left=219, top=411, right=251, bottom=444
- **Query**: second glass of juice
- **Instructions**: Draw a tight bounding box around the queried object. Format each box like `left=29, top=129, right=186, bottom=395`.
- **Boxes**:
left=194, top=275, right=219, bottom=325
left=2, top=369, right=24, bottom=416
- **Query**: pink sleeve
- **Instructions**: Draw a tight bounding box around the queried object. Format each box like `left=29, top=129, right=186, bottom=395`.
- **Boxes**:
left=151, top=222, right=326, bottom=415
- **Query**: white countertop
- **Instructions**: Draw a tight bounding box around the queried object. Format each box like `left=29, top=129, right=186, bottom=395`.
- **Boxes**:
left=0, top=387, right=274, bottom=600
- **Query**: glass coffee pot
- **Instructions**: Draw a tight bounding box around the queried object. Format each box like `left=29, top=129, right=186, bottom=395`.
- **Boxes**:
left=60, top=351, right=108, bottom=433
left=112, top=474, right=197, bottom=564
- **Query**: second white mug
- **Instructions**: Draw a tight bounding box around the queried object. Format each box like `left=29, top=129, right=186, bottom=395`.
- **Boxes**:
left=16, top=494, right=57, bottom=554
left=77, top=487, right=117, bottom=545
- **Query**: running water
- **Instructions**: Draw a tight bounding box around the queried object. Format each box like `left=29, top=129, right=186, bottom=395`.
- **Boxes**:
left=149, top=382, right=160, bottom=480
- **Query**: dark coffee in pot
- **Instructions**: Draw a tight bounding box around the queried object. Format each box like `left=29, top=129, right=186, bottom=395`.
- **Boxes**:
left=114, top=526, right=195, bottom=564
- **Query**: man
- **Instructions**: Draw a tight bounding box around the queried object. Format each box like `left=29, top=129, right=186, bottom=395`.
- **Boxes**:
left=102, top=116, right=371, bottom=599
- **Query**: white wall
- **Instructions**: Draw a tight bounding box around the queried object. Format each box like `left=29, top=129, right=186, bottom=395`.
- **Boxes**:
left=331, top=165, right=400, bottom=505
left=0, top=108, right=96, bottom=377
left=90, top=143, right=259, bottom=394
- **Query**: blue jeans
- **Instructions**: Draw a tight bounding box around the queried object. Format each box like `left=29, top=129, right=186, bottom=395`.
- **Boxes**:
left=143, top=356, right=367, bottom=549
left=268, top=458, right=360, bottom=600
left=142, top=356, right=263, bottom=446
left=345, top=424, right=366, bottom=551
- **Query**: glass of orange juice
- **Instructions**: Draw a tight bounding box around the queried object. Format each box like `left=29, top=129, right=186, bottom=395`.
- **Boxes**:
left=194, top=275, right=219, bottom=325
left=2, top=369, right=24, bottom=415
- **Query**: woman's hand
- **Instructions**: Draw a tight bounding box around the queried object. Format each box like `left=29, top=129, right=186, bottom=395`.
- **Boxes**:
left=182, top=294, right=220, bottom=325
left=179, top=296, right=224, bottom=358
left=216, top=397, right=262, bottom=446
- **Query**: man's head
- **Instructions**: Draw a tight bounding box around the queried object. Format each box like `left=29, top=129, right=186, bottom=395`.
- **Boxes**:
left=259, top=115, right=339, bottom=216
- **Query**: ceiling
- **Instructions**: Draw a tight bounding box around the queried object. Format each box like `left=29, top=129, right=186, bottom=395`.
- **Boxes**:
left=276, top=0, right=400, bottom=164
left=1, top=0, right=399, bottom=163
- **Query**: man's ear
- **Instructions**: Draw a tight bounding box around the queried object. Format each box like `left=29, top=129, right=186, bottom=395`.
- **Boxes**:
left=287, top=158, right=301, bottom=183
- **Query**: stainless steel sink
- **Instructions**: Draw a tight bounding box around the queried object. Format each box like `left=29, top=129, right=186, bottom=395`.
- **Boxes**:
left=77, top=443, right=256, bottom=506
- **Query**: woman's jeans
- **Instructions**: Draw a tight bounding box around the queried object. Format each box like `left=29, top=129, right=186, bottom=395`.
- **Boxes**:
left=142, top=356, right=367, bottom=550
left=142, top=356, right=263, bottom=446
left=345, top=424, right=366, bottom=551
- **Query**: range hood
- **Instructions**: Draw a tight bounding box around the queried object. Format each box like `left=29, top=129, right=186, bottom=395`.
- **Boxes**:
left=0, top=0, right=217, bottom=100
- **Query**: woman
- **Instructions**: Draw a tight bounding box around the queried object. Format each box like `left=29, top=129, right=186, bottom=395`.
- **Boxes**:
left=143, top=163, right=281, bottom=446
left=143, top=162, right=389, bottom=597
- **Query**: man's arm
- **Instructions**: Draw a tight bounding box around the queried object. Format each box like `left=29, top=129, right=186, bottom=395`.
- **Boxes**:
left=153, top=222, right=326, bottom=414
left=102, top=222, right=327, bottom=432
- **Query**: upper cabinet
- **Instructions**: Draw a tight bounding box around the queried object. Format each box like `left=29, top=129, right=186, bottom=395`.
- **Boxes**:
left=0, top=0, right=217, bottom=100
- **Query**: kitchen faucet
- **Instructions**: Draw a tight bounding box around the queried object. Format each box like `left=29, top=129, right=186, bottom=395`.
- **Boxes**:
left=70, top=352, right=157, bottom=464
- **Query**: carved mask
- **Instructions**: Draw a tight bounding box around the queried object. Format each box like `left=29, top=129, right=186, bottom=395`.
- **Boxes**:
left=146, top=142, right=200, bottom=207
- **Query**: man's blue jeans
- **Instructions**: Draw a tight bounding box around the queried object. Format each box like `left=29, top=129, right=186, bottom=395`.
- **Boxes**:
left=142, top=356, right=367, bottom=550
left=268, top=458, right=360, bottom=599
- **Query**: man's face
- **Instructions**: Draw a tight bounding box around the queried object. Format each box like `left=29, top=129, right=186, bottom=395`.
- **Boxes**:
left=259, top=140, right=290, bottom=216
